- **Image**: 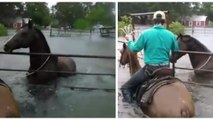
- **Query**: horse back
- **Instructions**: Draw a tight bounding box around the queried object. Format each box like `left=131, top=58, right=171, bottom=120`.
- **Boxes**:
left=144, top=79, right=195, bottom=117
left=57, top=57, right=76, bottom=77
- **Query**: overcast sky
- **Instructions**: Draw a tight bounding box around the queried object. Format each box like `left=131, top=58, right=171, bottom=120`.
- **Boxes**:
left=47, top=1, right=57, bottom=8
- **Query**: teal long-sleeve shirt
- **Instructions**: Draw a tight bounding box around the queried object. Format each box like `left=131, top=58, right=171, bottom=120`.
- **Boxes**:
left=128, top=25, right=179, bottom=64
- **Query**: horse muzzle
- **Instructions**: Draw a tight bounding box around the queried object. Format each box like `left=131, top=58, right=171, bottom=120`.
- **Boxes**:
left=3, top=44, right=13, bottom=53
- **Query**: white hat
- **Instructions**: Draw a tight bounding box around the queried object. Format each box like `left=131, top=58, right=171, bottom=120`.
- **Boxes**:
left=153, top=11, right=166, bottom=20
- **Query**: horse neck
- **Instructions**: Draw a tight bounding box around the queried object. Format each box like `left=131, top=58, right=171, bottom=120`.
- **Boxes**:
left=128, top=51, right=141, bottom=75
left=188, top=40, right=211, bottom=68
left=29, top=31, right=52, bottom=69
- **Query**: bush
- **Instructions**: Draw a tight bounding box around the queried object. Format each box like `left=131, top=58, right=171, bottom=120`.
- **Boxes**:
left=0, top=23, right=8, bottom=36
left=118, top=16, right=132, bottom=36
left=169, top=21, right=185, bottom=35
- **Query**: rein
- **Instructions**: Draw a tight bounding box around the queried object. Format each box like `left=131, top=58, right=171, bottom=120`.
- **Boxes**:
left=26, top=56, right=51, bottom=77
left=127, top=48, right=133, bottom=75
left=197, top=55, right=212, bottom=70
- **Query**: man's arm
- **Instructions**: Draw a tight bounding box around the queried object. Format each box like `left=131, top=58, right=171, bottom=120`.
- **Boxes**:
left=171, top=35, right=179, bottom=51
left=127, top=33, right=145, bottom=52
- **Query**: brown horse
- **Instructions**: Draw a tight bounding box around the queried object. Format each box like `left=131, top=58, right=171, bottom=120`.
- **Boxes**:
left=0, top=79, right=20, bottom=117
left=171, top=34, right=213, bottom=77
left=4, top=20, right=76, bottom=84
left=119, top=43, right=195, bottom=117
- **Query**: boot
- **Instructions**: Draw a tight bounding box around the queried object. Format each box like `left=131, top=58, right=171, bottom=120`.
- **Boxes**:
left=121, top=88, right=133, bottom=103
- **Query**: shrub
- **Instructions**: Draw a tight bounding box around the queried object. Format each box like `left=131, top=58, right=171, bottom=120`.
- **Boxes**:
left=118, top=16, right=132, bottom=36
left=0, top=23, right=8, bottom=36
left=169, top=21, right=185, bottom=35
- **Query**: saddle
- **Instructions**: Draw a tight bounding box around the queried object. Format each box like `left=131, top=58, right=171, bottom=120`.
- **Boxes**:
left=136, top=68, right=177, bottom=107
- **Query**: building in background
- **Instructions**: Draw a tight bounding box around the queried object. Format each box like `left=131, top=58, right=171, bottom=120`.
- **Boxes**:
left=183, top=15, right=208, bottom=27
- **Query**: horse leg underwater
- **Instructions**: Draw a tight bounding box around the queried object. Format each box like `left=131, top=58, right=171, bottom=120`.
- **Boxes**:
left=0, top=79, right=20, bottom=117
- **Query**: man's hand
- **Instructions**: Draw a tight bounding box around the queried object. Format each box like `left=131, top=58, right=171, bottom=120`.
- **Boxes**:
left=124, top=34, right=132, bottom=41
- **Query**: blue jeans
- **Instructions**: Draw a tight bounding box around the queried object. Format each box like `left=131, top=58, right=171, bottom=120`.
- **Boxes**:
left=121, top=64, right=169, bottom=102
left=121, top=65, right=148, bottom=96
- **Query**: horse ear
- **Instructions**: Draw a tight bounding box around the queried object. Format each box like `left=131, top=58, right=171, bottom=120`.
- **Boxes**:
left=177, top=34, right=183, bottom=40
left=28, top=19, right=33, bottom=29
left=123, top=43, right=126, bottom=49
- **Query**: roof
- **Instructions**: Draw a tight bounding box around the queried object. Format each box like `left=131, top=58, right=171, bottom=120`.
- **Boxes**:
left=185, top=15, right=207, bottom=21
left=129, top=11, right=169, bottom=16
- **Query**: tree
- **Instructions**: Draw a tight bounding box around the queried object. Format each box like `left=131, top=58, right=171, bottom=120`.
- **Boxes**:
left=199, top=3, right=213, bottom=21
left=86, top=2, right=115, bottom=26
left=118, top=2, right=195, bottom=22
left=73, top=19, right=90, bottom=29
left=25, top=2, right=51, bottom=26
left=0, top=2, right=24, bottom=27
left=54, top=2, right=86, bottom=27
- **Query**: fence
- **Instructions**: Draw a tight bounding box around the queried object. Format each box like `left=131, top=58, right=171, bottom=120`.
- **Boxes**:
left=172, top=50, right=213, bottom=88
left=0, top=51, right=115, bottom=91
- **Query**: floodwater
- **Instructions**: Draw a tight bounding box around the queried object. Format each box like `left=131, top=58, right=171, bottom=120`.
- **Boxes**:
left=0, top=29, right=115, bottom=117
left=118, top=26, right=213, bottom=118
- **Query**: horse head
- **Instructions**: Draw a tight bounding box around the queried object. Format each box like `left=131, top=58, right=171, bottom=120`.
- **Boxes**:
left=4, top=19, right=35, bottom=53
left=119, top=43, right=131, bottom=65
left=171, top=34, right=192, bottom=62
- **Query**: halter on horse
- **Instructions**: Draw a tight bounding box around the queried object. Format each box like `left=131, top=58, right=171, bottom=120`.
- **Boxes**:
left=4, top=20, right=76, bottom=84
left=119, top=42, right=195, bottom=117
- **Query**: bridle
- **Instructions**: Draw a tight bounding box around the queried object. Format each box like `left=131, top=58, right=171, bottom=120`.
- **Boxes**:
left=197, top=55, right=211, bottom=70
left=26, top=56, right=51, bottom=77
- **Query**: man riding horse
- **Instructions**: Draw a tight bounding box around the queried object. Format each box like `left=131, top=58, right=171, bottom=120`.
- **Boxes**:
left=121, top=11, right=179, bottom=103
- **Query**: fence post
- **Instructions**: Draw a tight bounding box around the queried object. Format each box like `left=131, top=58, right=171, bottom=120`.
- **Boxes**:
left=50, top=26, right=52, bottom=37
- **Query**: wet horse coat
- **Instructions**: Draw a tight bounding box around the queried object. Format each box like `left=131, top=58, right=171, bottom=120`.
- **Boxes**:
left=119, top=43, right=195, bottom=117
left=4, top=20, right=76, bottom=84
left=0, top=79, right=20, bottom=117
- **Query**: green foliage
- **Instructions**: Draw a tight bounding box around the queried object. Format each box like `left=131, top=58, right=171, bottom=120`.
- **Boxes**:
left=0, top=3, right=24, bottom=27
left=118, top=16, right=132, bottom=36
left=86, top=3, right=115, bottom=26
left=73, top=19, right=91, bottom=30
left=118, top=3, right=191, bottom=21
left=54, top=3, right=86, bottom=27
left=0, top=23, right=8, bottom=36
left=169, top=21, right=185, bottom=35
left=25, top=2, right=51, bottom=26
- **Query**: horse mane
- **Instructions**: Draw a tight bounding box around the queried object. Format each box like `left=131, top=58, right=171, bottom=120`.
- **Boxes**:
left=33, top=28, right=51, bottom=52
left=184, top=35, right=210, bottom=52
